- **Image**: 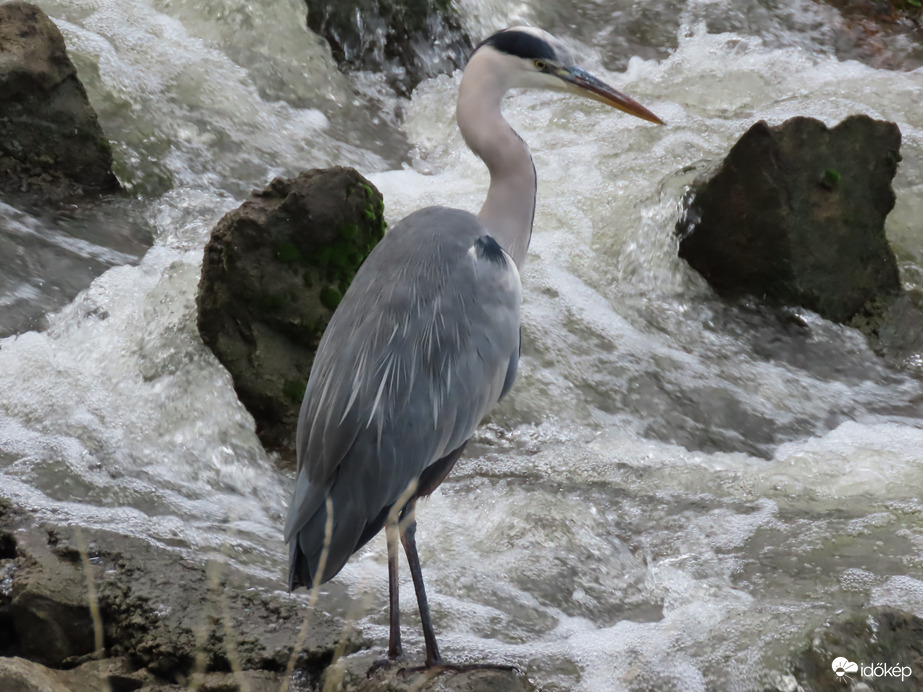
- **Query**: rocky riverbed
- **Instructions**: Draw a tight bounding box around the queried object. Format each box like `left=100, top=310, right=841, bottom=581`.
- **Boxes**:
left=0, top=496, right=534, bottom=691
left=2, top=0, right=923, bottom=689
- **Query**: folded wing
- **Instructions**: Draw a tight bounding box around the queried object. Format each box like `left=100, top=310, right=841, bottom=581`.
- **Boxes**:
left=285, top=206, right=522, bottom=589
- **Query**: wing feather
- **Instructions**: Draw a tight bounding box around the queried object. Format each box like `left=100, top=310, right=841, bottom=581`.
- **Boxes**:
left=285, top=206, right=522, bottom=587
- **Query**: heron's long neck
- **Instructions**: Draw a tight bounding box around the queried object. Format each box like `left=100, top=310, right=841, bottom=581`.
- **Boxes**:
left=457, top=62, right=536, bottom=269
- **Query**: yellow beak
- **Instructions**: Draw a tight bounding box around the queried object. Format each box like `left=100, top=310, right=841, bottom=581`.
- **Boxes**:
left=561, top=66, right=664, bottom=125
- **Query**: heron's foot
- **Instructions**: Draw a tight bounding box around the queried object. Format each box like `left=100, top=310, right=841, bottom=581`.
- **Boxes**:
left=367, top=652, right=407, bottom=677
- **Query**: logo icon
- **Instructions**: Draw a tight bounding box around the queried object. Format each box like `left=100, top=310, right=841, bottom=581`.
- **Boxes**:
left=832, top=657, right=859, bottom=678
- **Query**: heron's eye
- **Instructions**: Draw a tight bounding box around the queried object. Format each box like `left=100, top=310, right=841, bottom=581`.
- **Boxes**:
left=533, top=59, right=546, bottom=70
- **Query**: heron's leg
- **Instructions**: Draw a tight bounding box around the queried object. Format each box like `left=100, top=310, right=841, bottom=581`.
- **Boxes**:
left=399, top=500, right=441, bottom=667
left=385, top=516, right=403, bottom=659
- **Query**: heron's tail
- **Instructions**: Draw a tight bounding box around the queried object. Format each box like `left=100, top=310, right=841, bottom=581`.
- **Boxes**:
left=286, top=479, right=391, bottom=591
left=287, top=498, right=337, bottom=591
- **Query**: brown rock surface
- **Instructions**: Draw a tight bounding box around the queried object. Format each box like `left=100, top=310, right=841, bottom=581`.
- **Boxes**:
left=0, top=1, right=120, bottom=199
left=678, top=115, right=902, bottom=324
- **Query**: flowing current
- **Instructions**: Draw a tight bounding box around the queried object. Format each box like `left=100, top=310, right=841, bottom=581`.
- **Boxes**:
left=1, top=0, right=922, bottom=689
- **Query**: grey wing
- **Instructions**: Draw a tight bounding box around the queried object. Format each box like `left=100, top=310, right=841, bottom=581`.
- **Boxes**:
left=285, top=206, right=521, bottom=588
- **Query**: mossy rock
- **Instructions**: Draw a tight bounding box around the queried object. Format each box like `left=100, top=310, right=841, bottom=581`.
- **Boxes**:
left=197, top=167, right=386, bottom=461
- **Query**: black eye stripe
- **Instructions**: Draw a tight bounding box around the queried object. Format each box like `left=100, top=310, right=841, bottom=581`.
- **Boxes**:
left=477, top=30, right=556, bottom=62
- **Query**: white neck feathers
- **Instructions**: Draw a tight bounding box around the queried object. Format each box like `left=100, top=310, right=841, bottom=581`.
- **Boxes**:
left=456, top=48, right=537, bottom=270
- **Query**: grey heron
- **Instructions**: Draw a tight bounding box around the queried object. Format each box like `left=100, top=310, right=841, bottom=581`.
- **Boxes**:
left=284, top=26, right=662, bottom=668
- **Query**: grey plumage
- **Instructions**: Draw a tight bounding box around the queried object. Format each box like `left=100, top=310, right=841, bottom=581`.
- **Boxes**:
left=284, top=25, right=661, bottom=667
left=285, top=207, right=521, bottom=588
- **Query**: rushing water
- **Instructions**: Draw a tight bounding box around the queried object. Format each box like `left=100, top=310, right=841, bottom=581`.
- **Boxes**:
left=1, top=1, right=922, bottom=690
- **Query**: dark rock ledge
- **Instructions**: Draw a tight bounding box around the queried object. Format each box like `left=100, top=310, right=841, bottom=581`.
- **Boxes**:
left=0, top=496, right=532, bottom=691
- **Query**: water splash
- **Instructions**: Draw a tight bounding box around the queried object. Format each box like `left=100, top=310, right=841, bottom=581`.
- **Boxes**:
left=0, top=2, right=921, bottom=690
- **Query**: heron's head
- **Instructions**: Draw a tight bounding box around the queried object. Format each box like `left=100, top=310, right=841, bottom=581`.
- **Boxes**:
left=471, top=26, right=663, bottom=125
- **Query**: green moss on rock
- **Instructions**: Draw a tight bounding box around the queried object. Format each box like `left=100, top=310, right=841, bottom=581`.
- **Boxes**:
left=320, top=286, right=342, bottom=310
left=276, top=242, right=302, bottom=263
left=282, top=379, right=307, bottom=404
left=196, top=167, right=386, bottom=461
left=339, top=222, right=359, bottom=241
left=821, top=168, right=841, bottom=189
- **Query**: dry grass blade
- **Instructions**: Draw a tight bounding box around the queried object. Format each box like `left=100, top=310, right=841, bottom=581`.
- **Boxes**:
left=73, top=527, right=106, bottom=662
left=281, top=494, right=335, bottom=692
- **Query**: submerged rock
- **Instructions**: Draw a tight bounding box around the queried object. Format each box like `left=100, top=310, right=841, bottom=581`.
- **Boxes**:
left=789, top=608, right=923, bottom=691
left=197, top=167, right=386, bottom=461
left=677, top=115, right=902, bottom=324
left=0, top=2, right=120, bottom=200
left=303, top=0, right=472, bottom=94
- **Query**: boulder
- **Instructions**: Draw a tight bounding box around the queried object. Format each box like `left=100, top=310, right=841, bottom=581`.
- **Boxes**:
left=0, top=656, right=153, bottom=692
left=0, top=2, right=120, bottom=200
left=677, top=115, right=902, bottom=324
left=197, top=167, right=386, bottom=460
left=0, top=656, right=70, bottom=692
left=8, top=534, right=97, bottom=667
left=303, top=0, right=472, bottom=94
left=0, top=500, right=533, bottom=691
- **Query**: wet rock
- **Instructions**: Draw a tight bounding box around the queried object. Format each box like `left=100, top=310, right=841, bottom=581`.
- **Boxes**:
left=0, top=496, right=14, bottom=557
left=197, top=167, right=386, bottom=461
left=789, top=608, right=923, bottom=691
left=143, top=670, right=284, bottom=691
left=8, top=529, right=97, bottom=667
left=328, top=651, right=535, bottom=692
left=0, top=656, right=69, bottom=691
left=96, top=535, right=358, bottom=679
left=303, top=0, right=473, bottom=94
left=677, top=115, right=902, bottom=324
left=0, top=656, right=156, bottom=692
left=0, top=500, right=16, bottom=659
left=0, top=498, right=541, bottom=690
left=0, top=2, right=121, bottom=200
left=0, top=501, right=362, bottom=689
left=60, top=657, right=156, bottom=691
left=0, top=654, right=290, bottom=692
left=848, top=290, right=923, bottom=377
